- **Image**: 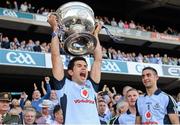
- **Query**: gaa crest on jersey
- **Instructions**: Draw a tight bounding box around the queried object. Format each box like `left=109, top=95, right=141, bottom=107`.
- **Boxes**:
left=145, top=111, right=152, bottom=120
left=80, top=88, right=89, bottom=99
left=153, top=103, right=160, bottom=110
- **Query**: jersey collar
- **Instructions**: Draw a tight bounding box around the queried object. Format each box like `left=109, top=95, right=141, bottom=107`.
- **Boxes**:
left=144, top=88, right=161, bottom=96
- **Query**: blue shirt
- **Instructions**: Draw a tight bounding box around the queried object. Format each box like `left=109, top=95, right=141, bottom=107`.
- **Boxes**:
left=54, top=76, right=100, bottom=125
left=136, top=89, right=178, bottom=124
left=114, top=109, right=136, bottom=125
left=31, top=83, right=51, bottom=112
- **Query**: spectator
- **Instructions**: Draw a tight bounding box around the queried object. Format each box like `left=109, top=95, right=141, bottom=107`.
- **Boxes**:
left=38, top=99, right=53, bottom=124
left=102, top=47, right=108, bottom=59
left=31, top=77, right=51, bottom=112
left=135, top=67, right=179, bottom=124
left=149, top=54, right=157, bottom=64
left=123, top=21, right=129, bottom=29
left=111, top=17, right=117, bottom=27
left=1, top=36, right=10, bottom=49
left=112, top=94, right=122, bottom=104
left=107, top=47, right=113, bottom=59
left=49, top=90, right=59, bottom=107
left=115, top=88, right=139, bottom=124
left=26, top=39, right=34, bottom=51
left=20, top=1, right=28, bottom=12
left=0, top=92, right=21, bottom=124
left=40, top=42, right=47, bottom=53
left=118, top=20, right=124, bottom=29
left=27, top=3, right=35, bottom=13
left=52, top=104, right=63, bottom=125
left=18, top=40, right=26, bottom=51
left=162, top=54, right=169, bottom=65
left=136, top=53, right=143, bottom=63
left=103, top=17, right=111, bottom=25
left=48, top=14, right=102, bottom=124
left=129, top=20, right=136, bottom=29
left=23, top=100, right=33, bottom=109
left=9, top=98, right=22, bottom=116
left=113, top=99, right=129, bottom=124
left=5, top=0, right=12, bottom=9
left=13, top=1, right=18, bottom=11
left=121, top=85, right=132, bottom=100
left=155, top=53, right=162, bottom=64
left=33, top=40, right=41, bottom=52
left=143, top=55, right=149, bottom=63
left=109, top=103, right=118, bottom=124
left=23, top=108, right=36, bottom=125
left=98, top=100, right=110, bottom=124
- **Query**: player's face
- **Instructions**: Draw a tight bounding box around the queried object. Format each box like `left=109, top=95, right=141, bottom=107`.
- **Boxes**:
left=70, top=60, right=88, bottom=84
left=126, top=90, right=139, bottom=106
left=142, top=69, right=159, bottom=89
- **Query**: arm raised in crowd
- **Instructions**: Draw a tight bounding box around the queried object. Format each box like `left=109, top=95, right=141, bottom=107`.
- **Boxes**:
left=47, top=14, right=64, bottom=81
left=41, top=76, right=51, bottom=100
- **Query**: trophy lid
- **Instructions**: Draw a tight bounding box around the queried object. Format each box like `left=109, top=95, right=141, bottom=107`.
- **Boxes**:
left=59, top=1, right=94, bottom=15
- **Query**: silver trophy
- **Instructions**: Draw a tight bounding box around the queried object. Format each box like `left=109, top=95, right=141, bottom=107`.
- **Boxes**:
left=54, top=1, right=97, bottom=56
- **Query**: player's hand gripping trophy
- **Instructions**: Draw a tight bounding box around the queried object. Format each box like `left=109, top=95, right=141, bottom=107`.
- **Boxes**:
left=49, top=1, right=98, bottom=56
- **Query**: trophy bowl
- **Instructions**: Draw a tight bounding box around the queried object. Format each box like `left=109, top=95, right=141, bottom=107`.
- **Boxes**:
left=55, top=1, right=97, bottom=56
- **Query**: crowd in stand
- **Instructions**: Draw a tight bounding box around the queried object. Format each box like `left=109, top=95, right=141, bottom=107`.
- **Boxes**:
left=0, top=76, right=180, bottom=124
left=0, top=34, right=180, bottom=66
left=0, top=0, right=179, bottom=35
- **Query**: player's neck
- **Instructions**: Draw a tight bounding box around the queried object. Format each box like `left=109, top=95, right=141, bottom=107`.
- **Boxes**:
left=72, top=78, right=85, bottom=85
left=146, top=86, right=158, bottom=96
left=128, top=106, right=136, bottom=115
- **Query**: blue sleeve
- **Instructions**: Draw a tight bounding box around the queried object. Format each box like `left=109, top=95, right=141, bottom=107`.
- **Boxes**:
left=89, top=77, right=99, bottom=93
left=41, top=83, right=51, bottom=100
left=53, top=76, right=66, bottom=90
left=20, top=98, right=24, bottom=109
left=167, top=95, right=178, bottom=114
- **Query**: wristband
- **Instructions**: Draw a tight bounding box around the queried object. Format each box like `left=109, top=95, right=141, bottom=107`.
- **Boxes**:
left=51, top=31, right=58, bottom=38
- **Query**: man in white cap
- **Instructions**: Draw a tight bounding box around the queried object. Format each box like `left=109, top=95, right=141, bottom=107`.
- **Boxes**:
left=36, top=99, right=53, bottom=124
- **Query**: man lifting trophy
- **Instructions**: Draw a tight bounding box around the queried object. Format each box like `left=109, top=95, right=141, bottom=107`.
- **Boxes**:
left=48, top=1, right=102, bottom=124
left=50, top=1, right=98, bottom=56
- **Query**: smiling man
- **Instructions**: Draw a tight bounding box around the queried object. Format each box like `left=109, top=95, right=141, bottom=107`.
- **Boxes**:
left=135, top=67, right=179, bottom=125
left=48, top=14, right=102, bottom=124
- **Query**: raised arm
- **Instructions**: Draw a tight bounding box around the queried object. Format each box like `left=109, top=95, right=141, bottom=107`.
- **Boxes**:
left=90, top=23, right=102, bottom=83
left=41, top=81, right=47, bottom=95
left=47, top=14, right=64, bottom=81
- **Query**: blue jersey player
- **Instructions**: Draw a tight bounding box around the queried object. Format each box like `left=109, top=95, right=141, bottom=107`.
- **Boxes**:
left=135, top=67, right=179, bottom=124
left=48, top=14, right=102, bottom=125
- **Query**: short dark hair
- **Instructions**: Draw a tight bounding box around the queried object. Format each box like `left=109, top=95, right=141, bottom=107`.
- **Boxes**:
left=53, top=104, right=62, bottom=115
left=142, top=67, right=158, bottom=75
left=67, top=56, right=87, bottom=70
